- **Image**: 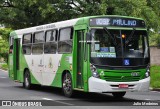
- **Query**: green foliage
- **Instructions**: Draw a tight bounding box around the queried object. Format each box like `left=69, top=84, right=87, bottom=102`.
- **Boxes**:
left=0, top=0, right=56, bottom=29
left=0, top=42, right=9, bottom=62
left=0, top=0, right=159, bottom=45
left=0, top=28, right=12, bottom=40
left=0, top=28, right=12, bottom=62
left=150, top=65, right=160, bottom=88
left=0, top=0, right=159, bottom=29
left=149, top=32, right=160, bottom=46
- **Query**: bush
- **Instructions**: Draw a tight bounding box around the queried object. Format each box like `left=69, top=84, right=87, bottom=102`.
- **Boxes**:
left=150, top=65, right=160, bottom=88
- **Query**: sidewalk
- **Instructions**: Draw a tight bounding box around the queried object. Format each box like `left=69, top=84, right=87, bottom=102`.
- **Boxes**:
left=0, top=68, right=8, bottom=73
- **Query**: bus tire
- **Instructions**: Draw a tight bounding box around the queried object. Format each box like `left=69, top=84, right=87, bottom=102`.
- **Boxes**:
left=112, top=92, right=126, bottom=98
left=62, top=72, right=74, bottom=97
left=24, top=70, right=32, bottom=89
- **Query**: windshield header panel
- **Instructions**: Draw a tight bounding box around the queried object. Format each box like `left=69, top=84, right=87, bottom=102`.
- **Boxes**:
left=89, top=17, right=145, bottom=28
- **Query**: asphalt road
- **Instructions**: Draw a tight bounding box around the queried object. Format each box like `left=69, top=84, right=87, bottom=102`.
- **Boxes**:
left=0, top=69, right=160, bottom=109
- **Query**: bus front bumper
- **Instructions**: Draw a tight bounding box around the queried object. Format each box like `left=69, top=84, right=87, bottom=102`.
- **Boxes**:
left=88, top=77, right=150, bottom=92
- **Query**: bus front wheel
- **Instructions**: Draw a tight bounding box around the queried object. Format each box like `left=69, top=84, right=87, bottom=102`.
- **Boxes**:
left=23, top=70, right=32, bottom=89
left=112, top=92, right=126, bottom=98
left=62, top=72, right=74, bottom=97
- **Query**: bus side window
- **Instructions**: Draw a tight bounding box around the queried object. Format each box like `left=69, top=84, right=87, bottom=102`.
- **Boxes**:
left=58, top=27, right=73, bottom=53
left=32, top=44, right=43, bottom=54
left=22, top=33, right=32, bottom=55
left=44, top=30, right=57, bottom=54
left=32, top=31, right=44, bottom=54
left=34, top=31, right=45, bottom=43
left=45, top=30, right=57, bottom=42
left=9, top=45, right=13, bottom=54
left=44, top=43, right=57, bottom=54
left=22, top=45, right=31, bottom=54
left=9, top=37, right=14, bottom=54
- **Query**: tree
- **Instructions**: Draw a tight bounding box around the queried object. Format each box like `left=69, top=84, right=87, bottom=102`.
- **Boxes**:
left=0, top=28, right=12, bottom=62
left=0, top=0, right=106, bottom=29
left=0, top=0, right=159, bottom=45
left=0, top=0, right=159, bottom=29
left=0, top=0, right=56, bottom=29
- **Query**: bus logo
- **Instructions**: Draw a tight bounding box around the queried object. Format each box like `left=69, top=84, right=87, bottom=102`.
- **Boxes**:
left=124, top=59, right=130, bottom=66
left=131, top=72, right=139, bottom=76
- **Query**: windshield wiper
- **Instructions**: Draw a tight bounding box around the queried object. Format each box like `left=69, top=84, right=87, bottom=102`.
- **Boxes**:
left=103, top=27, right=123, bottom=57
left=125, top=28, right=136, bottom=45
left=103, top=27, right=117, bottom=46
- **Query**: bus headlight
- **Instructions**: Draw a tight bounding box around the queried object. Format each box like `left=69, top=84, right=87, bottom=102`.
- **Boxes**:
left=145, top=68, right=150, bottom=78
left=90, top=64, right=100, bottom=78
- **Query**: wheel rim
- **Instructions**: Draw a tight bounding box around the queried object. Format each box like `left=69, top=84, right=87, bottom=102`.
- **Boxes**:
left=63, top=73, right=72, bottom=95
left=25, top=74, right=29, bottom=87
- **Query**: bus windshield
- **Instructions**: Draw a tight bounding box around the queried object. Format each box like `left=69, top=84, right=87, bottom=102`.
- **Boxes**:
left=90, top=29, right=149, bottom=66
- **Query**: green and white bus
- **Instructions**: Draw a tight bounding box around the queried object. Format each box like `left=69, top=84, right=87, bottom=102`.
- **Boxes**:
left=8, top=15, right=150, bottom=97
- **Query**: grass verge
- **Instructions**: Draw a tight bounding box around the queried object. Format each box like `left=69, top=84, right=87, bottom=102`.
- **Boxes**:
left=150, top=65, right=160, bottom=89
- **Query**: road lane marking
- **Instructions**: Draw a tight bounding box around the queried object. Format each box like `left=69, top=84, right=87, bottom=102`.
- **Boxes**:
left=145, top=99, right=151, bottom=101
left=54, top=100, right=74, bottom=106
left=42, top=98, right=74, bottom=106
left=42, top=98, right=53, bottom=101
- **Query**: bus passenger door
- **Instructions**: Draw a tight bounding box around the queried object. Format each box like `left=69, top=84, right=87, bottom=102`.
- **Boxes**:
left=76, top=30, right=85, bottom=88
left=9, top=37, right=14, bottom=79
left=13, top=38, right=20, bottom=80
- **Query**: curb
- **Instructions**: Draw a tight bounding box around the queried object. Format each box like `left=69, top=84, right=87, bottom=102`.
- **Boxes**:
left=152, top=88, right=160, bottom=92
left=150, top=87, right=160, bottom=92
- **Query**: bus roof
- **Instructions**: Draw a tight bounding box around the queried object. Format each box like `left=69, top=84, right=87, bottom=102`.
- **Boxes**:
left=10, top=15, right=145, bottom=37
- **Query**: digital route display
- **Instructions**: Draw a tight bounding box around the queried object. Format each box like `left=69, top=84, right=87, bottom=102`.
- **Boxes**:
left=90, top=17, right=146, bottom=28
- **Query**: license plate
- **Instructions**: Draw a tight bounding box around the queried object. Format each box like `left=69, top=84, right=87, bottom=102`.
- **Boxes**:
left=119, top=84, right=128, bottom=88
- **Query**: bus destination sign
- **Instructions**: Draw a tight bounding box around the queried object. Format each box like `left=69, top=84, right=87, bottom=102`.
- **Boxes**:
left=90, top=17, right=145, bottom=28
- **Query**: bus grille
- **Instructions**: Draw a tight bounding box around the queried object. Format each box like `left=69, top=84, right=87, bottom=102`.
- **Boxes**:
left=103, top=76, right=141, bottom=82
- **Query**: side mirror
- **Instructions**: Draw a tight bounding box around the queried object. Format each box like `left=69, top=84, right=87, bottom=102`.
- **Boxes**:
left=86, top=32, right=92, bottom=44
